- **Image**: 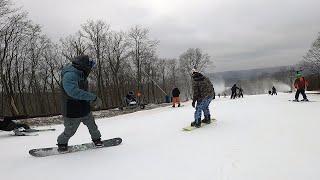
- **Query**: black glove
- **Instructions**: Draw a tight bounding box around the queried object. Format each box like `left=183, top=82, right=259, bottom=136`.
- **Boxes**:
left=192, top=100, right=196, bottom=108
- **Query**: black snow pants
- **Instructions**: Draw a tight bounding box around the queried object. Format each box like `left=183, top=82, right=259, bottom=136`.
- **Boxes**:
left=295, top=88, right=307, bottom=100
left=231, top=91, right=237, bottom=99
left=0, top=118, right=30, bottom=131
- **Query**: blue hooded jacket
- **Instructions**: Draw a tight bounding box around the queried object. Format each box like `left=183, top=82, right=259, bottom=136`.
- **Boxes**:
left=61, top=56, right=97, bottom=118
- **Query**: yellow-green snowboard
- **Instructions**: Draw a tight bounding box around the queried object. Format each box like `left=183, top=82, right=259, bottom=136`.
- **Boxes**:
left=183, top=119, right=217, bottom=131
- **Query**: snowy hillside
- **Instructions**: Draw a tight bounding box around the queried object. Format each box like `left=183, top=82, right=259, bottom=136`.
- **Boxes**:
left=1, top=93, right=320, bottom=180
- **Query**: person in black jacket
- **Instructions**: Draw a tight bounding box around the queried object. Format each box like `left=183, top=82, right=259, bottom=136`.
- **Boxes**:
left=271, top=86, right=277, bottom=95
left=238, top=87, right=244, bottom=98
left=191, top=70, right=215, bottom=127
left=0, top=116, right=30, bottom=133
left=230, top=84, right=239, bottom=99
left=171, top=87, right=181, bottom=107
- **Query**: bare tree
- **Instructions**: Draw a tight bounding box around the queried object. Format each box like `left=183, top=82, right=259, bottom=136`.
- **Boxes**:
left=60, top=31, right=88, bottom=60
left=157, top=58, right=167, bottom=94
left=179, top=48, right=212, bottom=76
left=128, top=25, right=159, bottom=96
left=299, top=33, right=320, bottom=89
left=0, top=0, right=15, bottom=17
left=1, top=1, right=219, bottom=117
left=301, top=33, right=320, bottom=76
left=81, top=20, right=110, bottom=106
left=178, top=48, right=212, bottom=98
left=167, top=59, right=178, bottom=87
left=0, top=11, right=31, bottom=115
left=105, top=31, right=130, bottom=106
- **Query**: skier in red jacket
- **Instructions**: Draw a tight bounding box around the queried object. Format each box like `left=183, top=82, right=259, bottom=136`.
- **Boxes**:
left=293, top=71, right=308, bottom=102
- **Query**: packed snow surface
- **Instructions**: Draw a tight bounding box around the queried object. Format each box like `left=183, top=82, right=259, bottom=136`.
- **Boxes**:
left=1, top=93, right=319, bottom=180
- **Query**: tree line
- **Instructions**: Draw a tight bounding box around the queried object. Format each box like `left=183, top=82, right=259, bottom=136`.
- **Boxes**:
left=0, top=0, right=212, bottom=117
left=299, top=33, right=320, bottom=90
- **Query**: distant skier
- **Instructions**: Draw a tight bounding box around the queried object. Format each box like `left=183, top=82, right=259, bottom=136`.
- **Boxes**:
left=230, top=84, right=239, bottom=99
left=293, top=71, right=308, bottom=102
left=57, top=55, right=103, bottom=152
left=171, top=87, right=181, bottom=107
left=271, top=86, right=277, bottom=95
left=0, top=116, right=30, bottom=135
left=191, top=69, right=215, bottom=128
left=238, top=87, right=244, bottom=98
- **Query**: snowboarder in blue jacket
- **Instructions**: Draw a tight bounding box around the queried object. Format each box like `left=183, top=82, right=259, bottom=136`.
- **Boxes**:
left=57, top=55, right=103, bottom=152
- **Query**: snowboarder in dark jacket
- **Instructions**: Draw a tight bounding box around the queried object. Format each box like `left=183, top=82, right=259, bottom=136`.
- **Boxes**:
left=57, top=55, right=103, bottom=152
left=271, top=86, right=277, bottom=95
left=238, top=87, right=244, bottom=98
left=293, top=71, right=308, bottom=101
left=191, top=69, right=215, bottom=128
left=0, top=116, right=30, bottom=135
left=230, top=84, right=239, bottom=99
left=171, top=87, right=181, bottom=107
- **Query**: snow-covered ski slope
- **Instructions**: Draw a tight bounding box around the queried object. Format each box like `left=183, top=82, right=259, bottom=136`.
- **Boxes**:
left=1, top=93, right=320, bottom=180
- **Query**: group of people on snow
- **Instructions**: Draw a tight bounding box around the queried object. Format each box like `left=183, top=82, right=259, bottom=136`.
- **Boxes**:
left=0, top=55, right=216, bottom=152
left=268, top=71, right=309, bottom=101
left=57, top=56, right=216, bottom=151
left=268, top=86, right=277, bottom=95
left=0, top=54, right=311, bottom=152
left=57, top=66, right=311, bottom=152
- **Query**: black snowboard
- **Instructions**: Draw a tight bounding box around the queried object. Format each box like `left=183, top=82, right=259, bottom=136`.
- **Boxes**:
left=288, top=100, right=316, bottom=102
left=29, top=137, right=122, bottom=157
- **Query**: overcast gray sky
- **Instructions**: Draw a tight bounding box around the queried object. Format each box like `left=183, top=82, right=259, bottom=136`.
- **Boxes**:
left=14, top=0, right=320, bottom=72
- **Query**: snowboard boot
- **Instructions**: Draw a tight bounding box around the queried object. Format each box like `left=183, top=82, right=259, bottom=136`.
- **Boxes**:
left=191, top=119, right=201, bottom=128
left=202, top=116, right=211, bottom=124
left=57, top=144, right=68, bottom=152
left=92, top=138, right=103, bottom=147
left=191, top=119, right=202, bottom=127
left=195, top=119, right=201, bottom=128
